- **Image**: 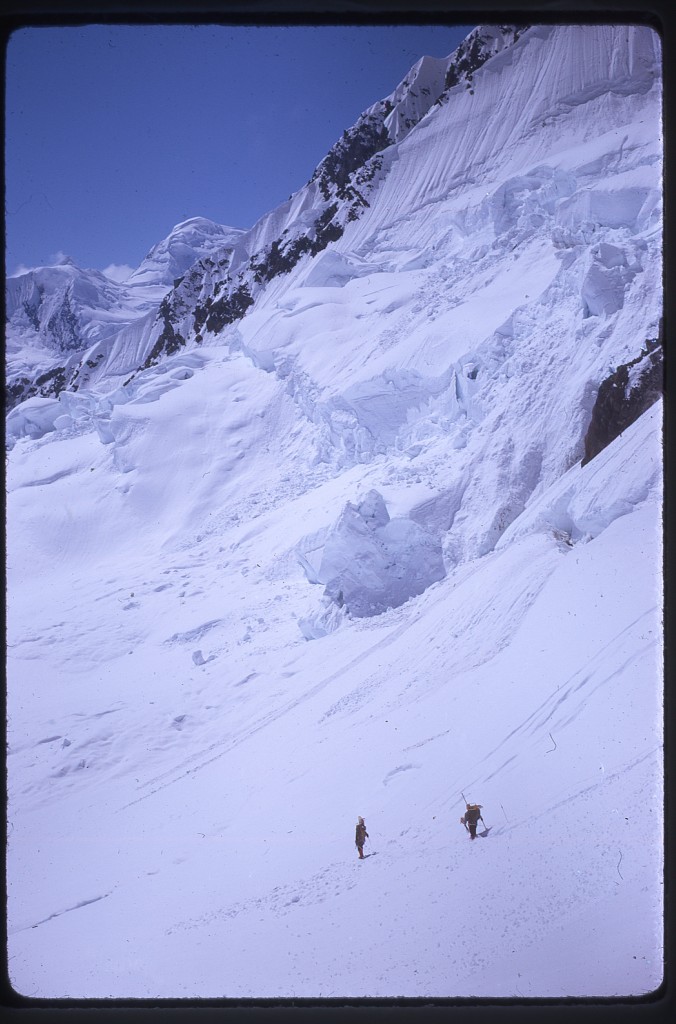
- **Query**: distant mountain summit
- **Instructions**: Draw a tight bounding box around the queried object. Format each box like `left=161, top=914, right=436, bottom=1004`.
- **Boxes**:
left=5, top=217, right=243, bottom=410
left=4, top=26, right=529, bottom=409
left=125, top=217, right=245, bottom=291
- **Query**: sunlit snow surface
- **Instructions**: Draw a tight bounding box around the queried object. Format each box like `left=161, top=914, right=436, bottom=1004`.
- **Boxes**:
left=6, top=24, right=663, bottom=998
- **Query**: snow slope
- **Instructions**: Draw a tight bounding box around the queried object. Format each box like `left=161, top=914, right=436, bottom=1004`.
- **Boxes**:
left=5, top=23, right=663, bottom=999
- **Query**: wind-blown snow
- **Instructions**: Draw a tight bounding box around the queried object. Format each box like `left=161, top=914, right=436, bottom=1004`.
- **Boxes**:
left=6, top=23, right=662, bottom=999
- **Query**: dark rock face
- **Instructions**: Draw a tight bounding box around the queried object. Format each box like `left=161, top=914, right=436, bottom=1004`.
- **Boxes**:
left=46, top=291, right=81, bottom=351
left=6, top=375, right=36, bottom=409
left=141, top=295, right=187, bottom=370
left=203, top=283, right=254, bottom=335
left=5, top=365, right=74, bottom=409
left=311, top=115, right=390, bottom=201
left=443, top=26, right=525, bottom=92
left=22, top=299, right=41, bottom=331
left=248, top=204, right=345, bottom=287
left=581, top=331, right=663, bottom=467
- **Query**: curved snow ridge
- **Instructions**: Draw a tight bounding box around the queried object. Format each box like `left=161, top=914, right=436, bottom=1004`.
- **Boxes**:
left=299, top=249, right=384, bottom=288
left=5, top=396, right=64, bottom=444
left=379, top=54, right=453, bottom=143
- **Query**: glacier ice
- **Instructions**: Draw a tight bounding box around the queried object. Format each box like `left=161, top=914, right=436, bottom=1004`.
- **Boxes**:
left=303, top=489, right=446, bottom=620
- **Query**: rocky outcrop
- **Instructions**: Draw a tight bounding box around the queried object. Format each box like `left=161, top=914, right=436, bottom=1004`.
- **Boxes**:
left=443, top=25, right=526, bottom=93
left=581, top=331, right=663, bottom=467
left=311, top=115, right=390, bottom=201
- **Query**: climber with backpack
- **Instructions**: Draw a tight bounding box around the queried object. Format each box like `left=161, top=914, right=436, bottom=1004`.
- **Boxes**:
left=460, top=802, right=484, bottom=840
left=355, top=816, right=369, bottom=858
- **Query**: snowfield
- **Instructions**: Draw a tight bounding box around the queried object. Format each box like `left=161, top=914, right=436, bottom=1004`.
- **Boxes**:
left=6, top=23, right=663, bottom=1000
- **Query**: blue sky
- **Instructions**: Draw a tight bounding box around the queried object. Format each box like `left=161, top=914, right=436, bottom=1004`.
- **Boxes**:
left=5, top=23, right=472, bottom=279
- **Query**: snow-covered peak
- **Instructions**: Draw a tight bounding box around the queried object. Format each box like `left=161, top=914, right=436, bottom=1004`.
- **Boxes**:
left=6, top=217, right=246, bottom=408
left=363, top=52, right=452, bottom=143
left=125, top=217, right=245, bottom=290
left=52, top=253, right=77, bottom=268
left=6, top=260, right=125, bottom=331
left=170, top=215, right=240, bottom=237
left=441, top=24, right=525, bottom=90
left=356, top=24, right=526, bottom=146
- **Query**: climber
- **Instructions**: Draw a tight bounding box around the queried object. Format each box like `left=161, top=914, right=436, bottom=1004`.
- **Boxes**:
left=460, top=803, right=484, bottom=840
left=355, top=816, right=369, bottom=858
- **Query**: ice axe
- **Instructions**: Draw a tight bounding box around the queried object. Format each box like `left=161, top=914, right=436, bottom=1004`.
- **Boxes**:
left=460, top=791, right=469, bottom=830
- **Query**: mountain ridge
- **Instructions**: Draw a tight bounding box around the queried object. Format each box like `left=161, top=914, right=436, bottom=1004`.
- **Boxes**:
left=5, top=216, right=244, bottom=409
left=5, top=25, right=529, bottom=407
